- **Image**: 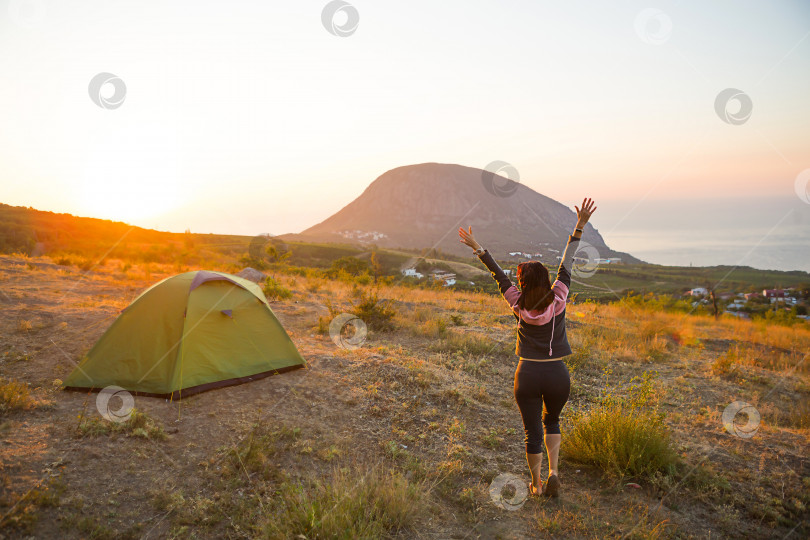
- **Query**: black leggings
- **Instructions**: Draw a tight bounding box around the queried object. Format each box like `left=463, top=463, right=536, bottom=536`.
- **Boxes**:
left=513, top=359, right=571, bottom=454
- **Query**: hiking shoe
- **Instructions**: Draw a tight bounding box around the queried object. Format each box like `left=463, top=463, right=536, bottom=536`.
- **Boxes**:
left=543, top=474, right=560, bottom=497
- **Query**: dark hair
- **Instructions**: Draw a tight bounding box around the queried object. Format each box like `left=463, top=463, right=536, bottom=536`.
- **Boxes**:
left=516, top=261, right=554, bottom=312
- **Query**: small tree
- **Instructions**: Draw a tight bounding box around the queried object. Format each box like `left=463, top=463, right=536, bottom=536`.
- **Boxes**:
left=700, top=281, right=720, bottom=320
left=370, top=250, right=383, bottom=283
left=266, top=244, right=291, bottom=263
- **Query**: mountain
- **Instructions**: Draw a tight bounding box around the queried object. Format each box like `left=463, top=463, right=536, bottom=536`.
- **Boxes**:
left=289, top=163, right=642, bottom=263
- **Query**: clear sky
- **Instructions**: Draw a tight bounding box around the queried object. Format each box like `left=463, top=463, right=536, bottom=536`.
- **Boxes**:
left=1, top=1, right=809, bottom=269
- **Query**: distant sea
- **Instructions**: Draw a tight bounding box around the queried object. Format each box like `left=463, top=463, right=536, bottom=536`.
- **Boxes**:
left=594, top=197, right=810, bottom=273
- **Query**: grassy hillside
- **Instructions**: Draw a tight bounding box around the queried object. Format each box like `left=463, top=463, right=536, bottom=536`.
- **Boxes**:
left=2, top=204, right=808, bottom=302
left=0, top=203, right=254, bottom=266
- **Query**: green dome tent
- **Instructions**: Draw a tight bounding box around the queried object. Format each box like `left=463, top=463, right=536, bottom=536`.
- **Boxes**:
left=64, top=270, right=306, bottom=399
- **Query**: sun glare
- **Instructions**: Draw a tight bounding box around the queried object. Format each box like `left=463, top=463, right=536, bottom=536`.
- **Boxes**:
left=79, top=138, right=182, bottom=224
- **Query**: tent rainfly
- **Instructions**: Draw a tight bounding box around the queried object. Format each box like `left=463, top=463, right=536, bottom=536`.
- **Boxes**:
left=64, top=270, right=306, bottom=399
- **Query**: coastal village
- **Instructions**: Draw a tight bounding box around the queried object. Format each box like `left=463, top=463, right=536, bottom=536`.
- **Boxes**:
left=685, top=286, right=810, bottom=320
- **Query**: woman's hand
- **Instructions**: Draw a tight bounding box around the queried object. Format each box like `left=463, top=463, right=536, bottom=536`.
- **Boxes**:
left=575, top=197, right=597, bottom=227
left=458, top=226, right=482, bottom=252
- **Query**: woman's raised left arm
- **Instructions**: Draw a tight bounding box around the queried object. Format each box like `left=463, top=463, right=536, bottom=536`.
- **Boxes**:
left=556, top=197, right=597, bottom=291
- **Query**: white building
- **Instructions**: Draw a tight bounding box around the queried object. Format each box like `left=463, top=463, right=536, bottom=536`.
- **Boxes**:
left=690, top=287, right=709, bottom=296
left=402, top=268, right=424, bottom=278
left=430, top=272, right=456, bottom=286
left=339, top=230, right=387, bottom=242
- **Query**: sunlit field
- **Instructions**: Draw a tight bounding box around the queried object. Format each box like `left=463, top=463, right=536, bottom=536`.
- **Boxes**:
left=1, top=249, right=808, bottom=539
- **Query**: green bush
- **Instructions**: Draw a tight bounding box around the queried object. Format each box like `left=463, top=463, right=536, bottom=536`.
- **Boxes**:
left=239, top=255, right=268, bottom=270
left=328, top=256, right=370, bottom=277
left=565, top=371, right=679, bottom=478
left=415, top=259, right=454, bottom=274
left=263, top=277, right=293, bottom=301
left=352, top=292, right=396, bottom=331
left=565, top=405, right=678, bottom=478
left=759, top=307, right=802, bottom=327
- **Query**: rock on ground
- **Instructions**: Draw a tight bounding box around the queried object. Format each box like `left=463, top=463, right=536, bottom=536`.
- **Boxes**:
left=236, top=267, right=267, bottom=283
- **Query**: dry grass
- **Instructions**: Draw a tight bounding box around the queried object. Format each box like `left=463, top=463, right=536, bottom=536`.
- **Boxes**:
left=2, top=254, right=809, bottom=538
left=0, top=378, right=35, bottom=412
left=266, top=464, right=426, bottom=539
left=75, top=409, right=167, bottom=440
left=16, top=319, right=33, bottom=333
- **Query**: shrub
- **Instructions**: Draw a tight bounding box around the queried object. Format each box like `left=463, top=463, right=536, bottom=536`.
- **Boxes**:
left=76, top=410, right=166, bottom=440
left=17, top=319, right=33, bottom=333
left=316, top=316, right=329, bottom=335
left=239, top=255, right=268, bottom=270
left=266, top=464, right=425, bottom=539
left=224, top=422, right=299, bottom=480
left=352, top=292, right=396, bottom=331
left=77, top=257, right=94, bottom=271
left=0, top=378, right=34, bottom=413
left=760, top=308, right=801, bottom=327
left=565, top=404, right=678, bottom=478
left=263, top=277, right=292, bottom=301
left=306, top=278, right=323, bottom=293
left=328, top=256, right=369, bottom=277
left=566, top=370, right=679, bottom=478
left=711, top=348, right=738, bottom=376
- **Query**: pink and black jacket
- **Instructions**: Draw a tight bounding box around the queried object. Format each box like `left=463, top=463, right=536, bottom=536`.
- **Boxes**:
left=477, top=235, right=580, bottom=360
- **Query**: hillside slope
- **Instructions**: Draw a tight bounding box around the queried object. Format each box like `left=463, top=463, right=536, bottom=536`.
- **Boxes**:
left=292, top=163, right=641, bottom=262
